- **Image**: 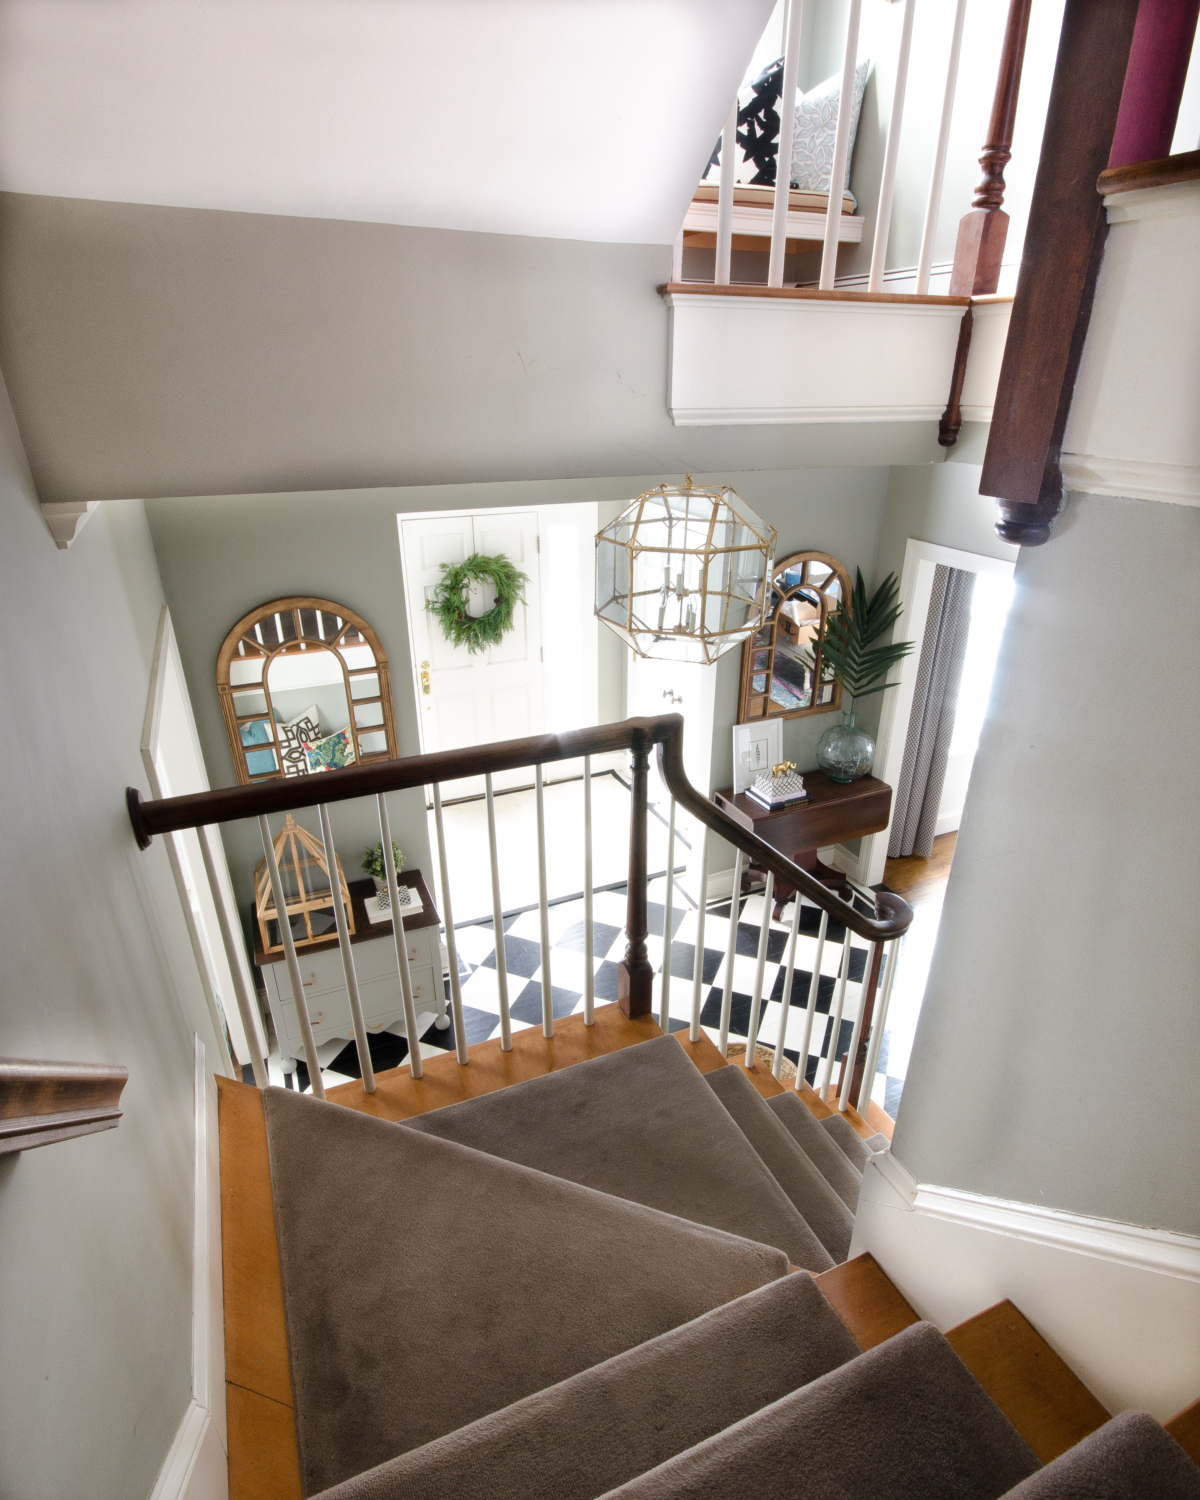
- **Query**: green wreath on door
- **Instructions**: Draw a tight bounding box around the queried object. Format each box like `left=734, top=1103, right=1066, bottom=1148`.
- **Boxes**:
left=426, top=553, right=529, bottom=655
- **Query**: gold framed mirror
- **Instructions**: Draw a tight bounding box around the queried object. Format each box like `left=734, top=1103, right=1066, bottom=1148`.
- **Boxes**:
left=217, top=597, right=398, bottom=785
left=736, top=551, right=852, bottom=725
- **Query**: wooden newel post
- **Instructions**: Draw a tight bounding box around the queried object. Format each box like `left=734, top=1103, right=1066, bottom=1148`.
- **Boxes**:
left=847, top=940, right=885, bottom=1109
left=949, top=0, right=1033, bottom=297
left=618, top=738, right=655, bottom=1019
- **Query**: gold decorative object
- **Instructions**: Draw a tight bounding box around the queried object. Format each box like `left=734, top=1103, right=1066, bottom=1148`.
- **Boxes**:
left=737, top=550, right=852, bottom=724
left=217, top=597, right=398, bottom=785
left=254, top=814, right=355, bottom=955
left=772, top=760, right=797, bottom=779
left=595, top=476, right=777, bottom=664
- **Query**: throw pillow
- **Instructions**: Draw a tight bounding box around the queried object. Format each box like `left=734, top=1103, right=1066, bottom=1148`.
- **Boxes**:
left=276, top=704, right=321, bottom=778
left=240, top=717, right=277, bottom=777
left=304, top=726, right=356, bottom=774
left=791, top=59, right=870, bottom=196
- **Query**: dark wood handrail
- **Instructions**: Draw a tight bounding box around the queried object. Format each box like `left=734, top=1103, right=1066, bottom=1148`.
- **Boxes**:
left=128, top=715, right=913, bottom=946
left=0, top=1058, right=128, bottom=1153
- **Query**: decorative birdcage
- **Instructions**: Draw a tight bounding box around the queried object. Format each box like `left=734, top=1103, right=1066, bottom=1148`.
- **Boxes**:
left=595, top=477, right=777, bottom=664
left=254, top=814, right=356, bottom=954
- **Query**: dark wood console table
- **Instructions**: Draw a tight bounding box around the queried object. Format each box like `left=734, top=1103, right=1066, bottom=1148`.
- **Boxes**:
left=716, top=772, right=892, bottom=913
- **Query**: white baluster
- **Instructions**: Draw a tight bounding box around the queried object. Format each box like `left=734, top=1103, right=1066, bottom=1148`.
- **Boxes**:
left=858, top=936, right=901, bottom=1114
left=197, top=823, right=267, bottom=1087
left=819, top=0, right=863, bottom=290
left=820, top=924, right=854, bottom=1101
left=715, top=97, right=738, bottom=286
left=258, top=814, right=324, bottom=1100
left=867, top=0, right=917, bottom=292
left=744, top=872, right=774, bottom=1059
left=773, top=890, right=805, bottom=1080
left=768, top=0, right=805, bottom=288
left=794, top=907, right=829, bottom=1094
left=839, top=939, right=881, bottom=1113
left=432, top=784, right=468, bottom=1065
left=317, top=803, right=375, bottom=1093
left=583, top=755, right=595, bottom=1027
left=916, top=0, right=968, bottom=293
left=718, top=850, right=744, bottom=1058
left=658, top=798, right=677, bottom=1033
left=536, top=764, right=553, bottom=1038
left=377, top=794, right=423, bottom=1080
left=689, top=825, right=710, bottom=1043
left=485, top=773, right=512, bottom=1052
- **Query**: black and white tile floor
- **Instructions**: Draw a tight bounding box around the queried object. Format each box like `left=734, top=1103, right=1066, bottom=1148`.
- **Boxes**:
left=286, top=876, right=907, bottom=1118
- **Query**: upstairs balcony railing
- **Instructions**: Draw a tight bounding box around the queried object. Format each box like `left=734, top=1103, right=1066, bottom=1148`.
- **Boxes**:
left=127, top=715, right=913, bottom=1120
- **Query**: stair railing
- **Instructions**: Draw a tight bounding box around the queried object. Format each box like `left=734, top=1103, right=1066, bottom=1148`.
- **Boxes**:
left=127, top=714, right=912, bottom=1116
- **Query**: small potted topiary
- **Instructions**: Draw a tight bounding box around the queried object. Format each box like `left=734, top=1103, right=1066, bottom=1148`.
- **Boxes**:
left=362, top=840, right=406, bottom=910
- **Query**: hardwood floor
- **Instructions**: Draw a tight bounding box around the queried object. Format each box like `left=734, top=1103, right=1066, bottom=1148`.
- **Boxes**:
left=883, top=830, right=957, bottom=905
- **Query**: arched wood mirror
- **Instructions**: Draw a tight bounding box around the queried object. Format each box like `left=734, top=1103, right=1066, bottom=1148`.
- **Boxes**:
left=736, top=551, right=852, bottom=724
left=217, top=597, right=398, bottom=784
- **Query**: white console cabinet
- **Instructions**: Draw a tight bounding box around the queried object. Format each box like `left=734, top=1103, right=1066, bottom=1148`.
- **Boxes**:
left=257, top=872, right=445, bottom=1073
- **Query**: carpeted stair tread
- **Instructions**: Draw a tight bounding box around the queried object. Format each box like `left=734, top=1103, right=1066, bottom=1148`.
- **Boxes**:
left=998, top=1410, right=1200, bottom=1498
left=309, top=1272, right=860, bottom=1500
left=865, top=1132, right=891, bottom=1152
left=766, top=1090, right=864, bottom=1211
left=262, top=1085, right=790, bottom=1496
left=596, top=1320, right=1040, bottom=1499
left=402, top=1034, right=833, bottom=1272
left=820, top=1110, right=873, bottom=1170
left=704, top=1065, right=854, bottom=1262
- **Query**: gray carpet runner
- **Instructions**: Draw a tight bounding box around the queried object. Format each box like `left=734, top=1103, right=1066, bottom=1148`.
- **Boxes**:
left=998, top=1411, right=1200, bottom=1498
left=262, top=1085, right=789, bottom=1495
left=765, top=1089, right=864, bottom=1211
left=308, top=1272, right=861, bottom=1500
left=821, top=1110, right=875, bottom=1170
left=402, top=1035, right=833, bottom=1271
left=703, top=1066, right=854, bottom=1262
left=594, top=1321, right=1040, bottom=1499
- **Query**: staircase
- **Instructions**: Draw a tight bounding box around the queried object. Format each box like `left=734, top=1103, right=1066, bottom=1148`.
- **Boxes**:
left=217, top=1011, right=1200, bottom=1500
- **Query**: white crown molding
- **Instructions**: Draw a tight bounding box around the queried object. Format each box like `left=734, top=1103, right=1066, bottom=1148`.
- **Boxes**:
left=1061, top=452, right=1200, bottom=507
left=1104, top=177, right=1200, bottom=225
left=671, top=404, right=944, bottom=426
left=41, top=500, right=99, bottom=549
left=862, top=1153, right=1200, bottom=1282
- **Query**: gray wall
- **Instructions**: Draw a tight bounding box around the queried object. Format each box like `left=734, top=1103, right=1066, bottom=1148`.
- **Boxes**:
left=0, top=382, right=219, bottom=1498
left=0, top=192, right=946, bottom=507
left=894, top=492, right=1200, bottom=1235
left=145, top=464, right=892, bottom=903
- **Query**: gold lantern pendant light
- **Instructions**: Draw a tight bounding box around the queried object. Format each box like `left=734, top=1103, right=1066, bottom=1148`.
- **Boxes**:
left=595, top=476, right=777, bottom=663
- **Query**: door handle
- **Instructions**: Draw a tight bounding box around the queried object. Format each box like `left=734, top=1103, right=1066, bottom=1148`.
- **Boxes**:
left=420, top=661, right=431, bottom=696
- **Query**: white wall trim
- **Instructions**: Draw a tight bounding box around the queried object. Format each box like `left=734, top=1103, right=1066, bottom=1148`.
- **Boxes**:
left=909, top=1183, right=1200, bottom=1282
left=41, top=498, right=99, bottom=548
left=148, top=1038, right=227, bottom=1500
left=1061, top=453, right=1200, bottom=507
left=671, top=403, right=945, bottom=426
left=1103, top=177, right=1200, bottom=225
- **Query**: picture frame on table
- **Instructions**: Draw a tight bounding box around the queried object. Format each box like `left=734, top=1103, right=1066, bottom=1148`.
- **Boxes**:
left=732, top=720, right=782, bottom=795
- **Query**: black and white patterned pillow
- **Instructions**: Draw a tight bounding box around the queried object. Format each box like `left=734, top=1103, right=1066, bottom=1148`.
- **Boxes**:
left=277, top=705, right=320, bottom=778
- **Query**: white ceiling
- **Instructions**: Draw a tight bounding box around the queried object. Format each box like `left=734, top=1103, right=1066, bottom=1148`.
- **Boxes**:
left=0, top=0, right=773, bottom=244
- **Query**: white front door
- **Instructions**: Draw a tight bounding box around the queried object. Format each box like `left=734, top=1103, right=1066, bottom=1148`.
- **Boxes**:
left=400, top=511, right=543, bottom=795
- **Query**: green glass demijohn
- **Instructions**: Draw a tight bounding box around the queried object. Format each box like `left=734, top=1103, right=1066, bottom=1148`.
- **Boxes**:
left=816, top=709, right=876, bottom=783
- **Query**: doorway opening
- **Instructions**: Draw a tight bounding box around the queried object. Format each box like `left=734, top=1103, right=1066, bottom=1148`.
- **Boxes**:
left=858, top=541, right=1017, bottom=1120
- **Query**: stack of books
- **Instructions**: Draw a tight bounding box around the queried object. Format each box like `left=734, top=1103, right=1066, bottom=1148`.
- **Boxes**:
left=747, top=763, right=810, bottom=812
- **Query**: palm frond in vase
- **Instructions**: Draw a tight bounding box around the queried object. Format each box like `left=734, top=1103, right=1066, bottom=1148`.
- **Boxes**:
left=806, top=568, right=915, bottom=703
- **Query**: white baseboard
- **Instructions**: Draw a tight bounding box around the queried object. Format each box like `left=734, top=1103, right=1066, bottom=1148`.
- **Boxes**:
left=852, top=1153, right=1200, bottom=1419
left=148, top=1039, right=228, bottom=1500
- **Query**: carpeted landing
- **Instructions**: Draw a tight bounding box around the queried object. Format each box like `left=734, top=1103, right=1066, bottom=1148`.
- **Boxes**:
left=260, top=1034, right=1200, bottom=1500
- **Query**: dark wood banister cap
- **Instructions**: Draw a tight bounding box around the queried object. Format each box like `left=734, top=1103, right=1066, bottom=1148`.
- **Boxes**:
left=127, top=714, right=913, bottom=944
left=1097, top=148, right=1200, bottom=196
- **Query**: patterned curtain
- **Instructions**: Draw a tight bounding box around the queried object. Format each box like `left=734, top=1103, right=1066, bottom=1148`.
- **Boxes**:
left=888, top=565, right=975, bottom=860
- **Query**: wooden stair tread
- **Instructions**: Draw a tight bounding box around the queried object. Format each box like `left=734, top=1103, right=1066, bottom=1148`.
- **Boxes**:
left=945, top=1300, right=1109, bottom=1464
left=226, top=1384, right=302, bottom=1500
left=1166, top=1396, right=1200, bottom=1467
left=326, top=1003, right=664, bottom=1121
left=815, top=1252, right=920, bottom=1351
